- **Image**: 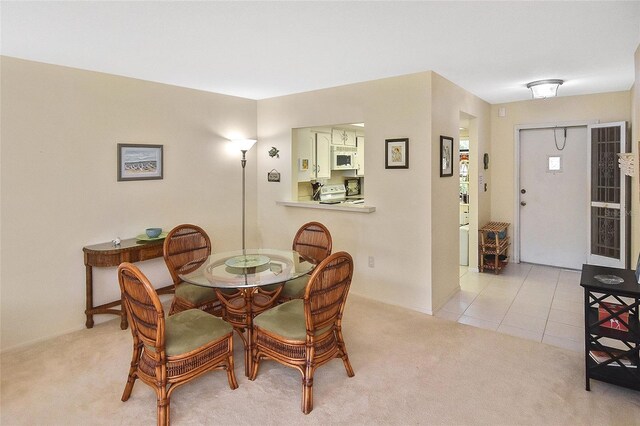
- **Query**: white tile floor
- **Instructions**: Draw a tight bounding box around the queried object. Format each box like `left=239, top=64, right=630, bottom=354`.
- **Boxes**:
left=436, top=262, right=585, bottom=352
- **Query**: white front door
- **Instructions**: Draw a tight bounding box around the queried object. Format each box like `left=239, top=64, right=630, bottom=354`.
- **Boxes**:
left=519, top=126, right=588, bottom=269
left=587, top=122, right=628, bottom=268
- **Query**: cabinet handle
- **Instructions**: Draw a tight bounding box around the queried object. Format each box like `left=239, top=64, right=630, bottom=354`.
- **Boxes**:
left=520, top=201, right=527, bottom=206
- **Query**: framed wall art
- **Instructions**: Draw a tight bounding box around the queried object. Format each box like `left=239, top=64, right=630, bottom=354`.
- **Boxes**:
left=117, top=143, right=163, bottom=181
left=440, top=136, right=454, bottom=177
left=385, top=138, right=409, bottom=169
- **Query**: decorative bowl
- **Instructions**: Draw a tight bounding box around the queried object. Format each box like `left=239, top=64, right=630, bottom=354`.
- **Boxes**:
left=145, top=227, right=162, bottom=238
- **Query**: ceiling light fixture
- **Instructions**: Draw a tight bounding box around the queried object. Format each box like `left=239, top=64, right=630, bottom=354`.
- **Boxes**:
left=526, top=79, right=564, bottom=99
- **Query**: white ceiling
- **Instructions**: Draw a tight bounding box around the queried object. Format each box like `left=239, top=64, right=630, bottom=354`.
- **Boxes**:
left=2, top=1, right=639, bottom=104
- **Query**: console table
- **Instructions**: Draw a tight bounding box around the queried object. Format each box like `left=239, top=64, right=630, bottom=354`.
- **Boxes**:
left=83, top=237, right=173, bottom=329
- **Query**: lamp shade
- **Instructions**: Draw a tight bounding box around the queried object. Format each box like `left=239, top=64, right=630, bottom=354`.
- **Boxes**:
left=526, top=79, right=563, bottom=99
left=233, top=139, right=257, bottom=152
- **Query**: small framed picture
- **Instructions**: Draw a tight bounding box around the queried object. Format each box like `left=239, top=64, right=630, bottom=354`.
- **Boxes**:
left=299, top=158, right=309, bottom=171
left=345, top=178, right=360, bottom=196
left=635, top=251, right=640, bottom=284
left=440, top=136, right=454, bottom=177
left=117, top=144, right=163, bottom=181
left=385, top=138, right=409, bottom=169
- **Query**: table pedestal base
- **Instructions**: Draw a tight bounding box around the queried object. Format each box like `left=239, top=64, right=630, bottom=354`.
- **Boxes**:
left=216, top=286, right=283, bottom=376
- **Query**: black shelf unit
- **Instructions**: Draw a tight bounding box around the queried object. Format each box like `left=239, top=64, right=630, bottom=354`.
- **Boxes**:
left=580, top=264, right=640, bottom=392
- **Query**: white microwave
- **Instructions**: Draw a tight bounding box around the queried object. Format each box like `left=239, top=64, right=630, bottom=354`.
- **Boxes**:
left=332, top=146, right=357, bottom=170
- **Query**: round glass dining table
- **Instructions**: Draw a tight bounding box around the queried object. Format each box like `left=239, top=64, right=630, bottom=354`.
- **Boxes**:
left=179, top=248, right=315, bottom=376
left=179, top=248, right=314, bottom=288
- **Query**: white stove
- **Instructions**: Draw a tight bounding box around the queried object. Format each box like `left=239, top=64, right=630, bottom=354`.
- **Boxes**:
left=319, top=184, right=346, bottom=203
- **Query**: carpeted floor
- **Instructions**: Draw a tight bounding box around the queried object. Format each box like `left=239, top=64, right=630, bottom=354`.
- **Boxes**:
left=1, top=294, right=639, bottom=425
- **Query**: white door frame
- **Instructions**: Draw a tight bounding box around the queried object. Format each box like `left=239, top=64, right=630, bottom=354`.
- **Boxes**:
left=513, top=120, right=596, bottom=265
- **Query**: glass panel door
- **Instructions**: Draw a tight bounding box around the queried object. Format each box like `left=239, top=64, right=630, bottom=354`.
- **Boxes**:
left=588, top=122, right=628, bottom=268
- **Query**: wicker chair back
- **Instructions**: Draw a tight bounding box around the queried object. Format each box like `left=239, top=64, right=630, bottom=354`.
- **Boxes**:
left=304, top=251, right=353, bottom=333
left=118, top=263, right=165, bottom=351
left=163, top=224, right=211, bottom=285
left=292, top=222, right=332, bottom=265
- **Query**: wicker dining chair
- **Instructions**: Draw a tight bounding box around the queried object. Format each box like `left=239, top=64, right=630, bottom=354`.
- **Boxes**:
left=118, top=262, right=238, bottom=426
left=250, top=251, right=355, bottom=414
left=279, top=221, right=333, bottom=301
left=163, top=224, right=222, bottom=316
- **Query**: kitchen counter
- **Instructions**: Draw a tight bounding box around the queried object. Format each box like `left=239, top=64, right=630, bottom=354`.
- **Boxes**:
left=276, top=200, right=376, bottom=213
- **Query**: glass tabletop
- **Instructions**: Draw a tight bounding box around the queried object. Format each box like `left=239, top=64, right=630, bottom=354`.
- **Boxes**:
left=179, top=248, right=315, bottom=289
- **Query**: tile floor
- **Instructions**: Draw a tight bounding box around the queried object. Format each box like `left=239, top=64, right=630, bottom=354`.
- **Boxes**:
left=436, top=262, right=585, bottom=352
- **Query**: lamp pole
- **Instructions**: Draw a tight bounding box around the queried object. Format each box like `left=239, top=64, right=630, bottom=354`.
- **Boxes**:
left=240, top=149, right=247, bottom=251
left=233, top=139, right=256, bottom=253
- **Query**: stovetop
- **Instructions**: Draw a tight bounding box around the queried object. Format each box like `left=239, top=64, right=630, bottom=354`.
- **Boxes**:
left=319, top=184, right=346, bottom=202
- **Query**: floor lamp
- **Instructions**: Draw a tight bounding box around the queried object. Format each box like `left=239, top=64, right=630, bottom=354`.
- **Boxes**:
left=234, top=139, right=257, bottom=253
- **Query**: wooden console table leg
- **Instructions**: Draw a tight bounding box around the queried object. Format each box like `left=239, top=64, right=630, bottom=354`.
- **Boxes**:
left=120, top=295, right=128, bottom=330
left=85, top=265, right=94, bottom=329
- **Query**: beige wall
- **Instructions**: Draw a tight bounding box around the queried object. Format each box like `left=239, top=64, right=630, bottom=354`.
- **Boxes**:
left=430, top=74, right=491, bottom=309
left=255, top=72, right=491, bottom=314
left=256, top=73, right=434, bottom=313
left=490, top=91, right=632, bottom=265
left=0, top=57, right=257, bottom=350
left=631, top=44, right=640, bottom=264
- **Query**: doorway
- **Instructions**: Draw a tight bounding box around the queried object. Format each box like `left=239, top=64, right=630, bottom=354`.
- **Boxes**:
left=459, top=113, right=478, bottom=268
left=459, top=126, right=470, bottom=266
left=517, top=124, right=588, bottom=270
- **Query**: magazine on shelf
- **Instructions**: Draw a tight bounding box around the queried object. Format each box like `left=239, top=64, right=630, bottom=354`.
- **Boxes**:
left=598, top=301, right=630, bottom=331
left=589, top=350, right=637, bottom=368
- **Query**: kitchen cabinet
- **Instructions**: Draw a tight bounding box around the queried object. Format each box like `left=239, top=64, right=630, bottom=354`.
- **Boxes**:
left=355, top=136, right=365, bottom=176
left=297, top=129, right=330, bottom=182
left=315, top=132, right=331, bottom=179
left=332, top=128, right=356, bottom=146
left=580, top=264, right=640, bottom=392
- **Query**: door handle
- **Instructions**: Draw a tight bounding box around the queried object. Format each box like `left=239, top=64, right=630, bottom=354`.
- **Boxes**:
left=520, top=201, right=527, bottom=206
left=521, top=189, right=526, bottom=194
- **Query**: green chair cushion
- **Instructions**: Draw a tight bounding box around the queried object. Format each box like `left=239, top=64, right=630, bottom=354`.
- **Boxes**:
left=259, top=283, right=282, bottom=292
left=254, top=299, right=332, bottom=341
left=254, top=299, right=306, bottom=341
left=175, top=282, right=218, bottom=304
left=164, top=309, right=233, bottom=356
left=280, top=275, right=309, bottom=299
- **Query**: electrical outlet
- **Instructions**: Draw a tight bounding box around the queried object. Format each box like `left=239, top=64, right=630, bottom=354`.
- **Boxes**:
left=368, top=256, right=374, bottom=268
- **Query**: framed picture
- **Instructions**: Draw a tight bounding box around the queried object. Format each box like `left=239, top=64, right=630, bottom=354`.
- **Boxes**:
left=345, top=178, right=360, bottom=196
left=299, top=158, right=309, bottom=171
left=117, top=143, right=163, bottom=181
left=440, top=136, right=454, bottom=177
left=385, top=138, right=409, bottom=169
